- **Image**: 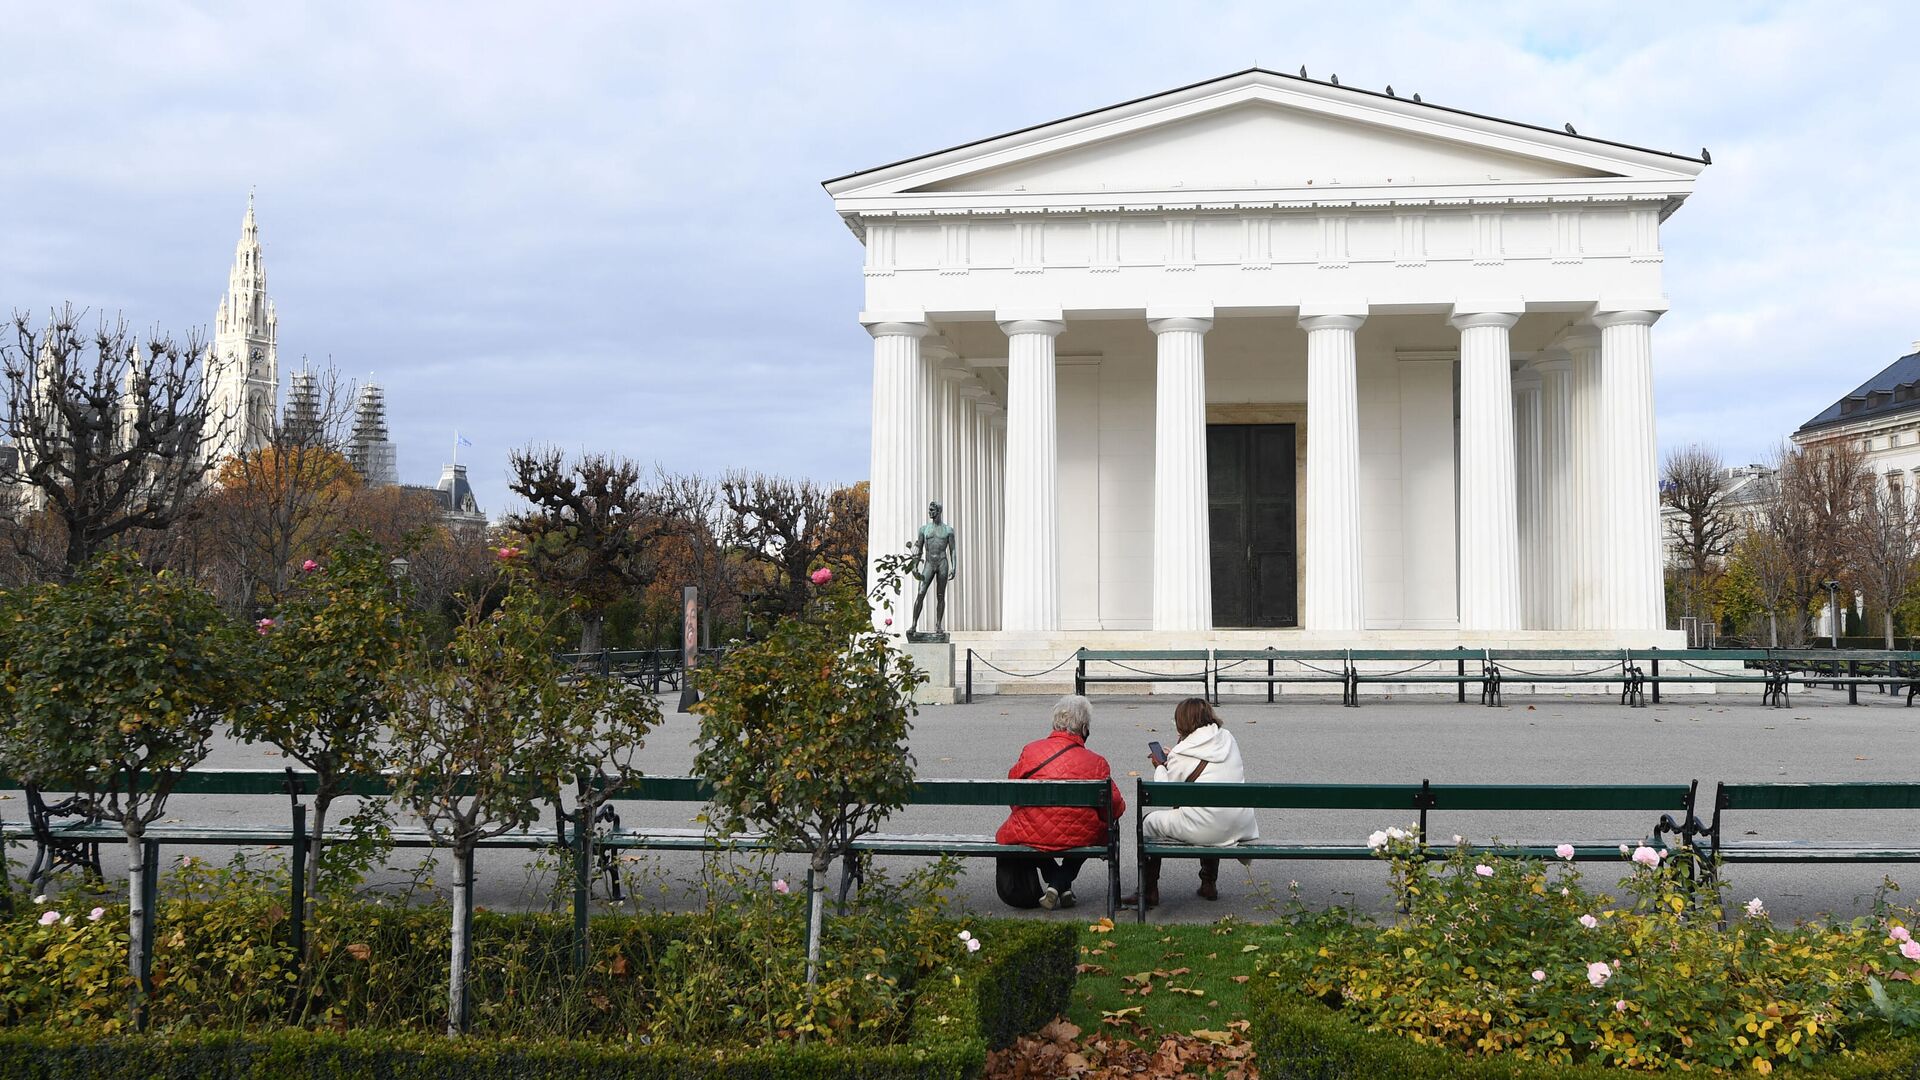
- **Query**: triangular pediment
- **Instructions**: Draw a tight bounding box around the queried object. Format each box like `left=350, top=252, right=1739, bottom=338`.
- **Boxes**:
left=826, top=69, right=1703, bottom=201
left=915, top=101, right=1613, bottom=194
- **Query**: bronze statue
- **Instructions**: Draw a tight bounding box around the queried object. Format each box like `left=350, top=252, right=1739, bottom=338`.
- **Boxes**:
left=909, top=500, right=956, bottom=641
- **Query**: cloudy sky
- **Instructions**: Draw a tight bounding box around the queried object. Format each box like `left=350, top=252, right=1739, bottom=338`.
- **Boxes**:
left=1, top=2, right=1914, bottom=515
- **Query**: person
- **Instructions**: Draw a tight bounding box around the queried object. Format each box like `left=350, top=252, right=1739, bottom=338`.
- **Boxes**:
left=995, top=695, right=1126, bottom=910
left=1128, top=697, right=1257, bottom=909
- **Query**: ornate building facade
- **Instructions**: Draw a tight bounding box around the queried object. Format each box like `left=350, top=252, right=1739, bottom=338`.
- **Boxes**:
left=206, top=195, right=280, bottom=465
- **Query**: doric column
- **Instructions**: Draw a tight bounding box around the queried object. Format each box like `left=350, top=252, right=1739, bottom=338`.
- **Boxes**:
left=998, top=315, right=1064, bottom=632
left=1449, top=307, right=1523, bottom=631
left=1512, top=366, right=1543, bottom=629
left=1594, top=308, right=1666, bottom=633
left=985, top=407, right=1008, bottom=630
left=1148, top=311, right=1214, bottom=631
left=954, top=387, right=986, bottom=632
left=1300, top=307, right=1368, bottom=632
left=935, top=369, right=970, bottom=630
left=1535, top=353, right=1575, bottom=630
left=1565, top=328, right=1605, bottom=629
left=864, top=317, right=931, bottom=629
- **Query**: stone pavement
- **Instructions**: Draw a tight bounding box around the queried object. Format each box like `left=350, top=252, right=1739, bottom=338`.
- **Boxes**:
left=9, top=688, right=1916, bottom=925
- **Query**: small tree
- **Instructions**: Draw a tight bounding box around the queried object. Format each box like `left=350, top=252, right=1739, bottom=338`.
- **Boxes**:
left=693, top=557, right=922, bottom=1000
left=239, top=533, right=420, bottom=897
left=1847, top=482, right=1920, bottom=647
left=1661, top=444, right=1737, bottom=621
left=0, top=552, right=247, bottom=1008
left=384, top=558, right=656, bottom=1034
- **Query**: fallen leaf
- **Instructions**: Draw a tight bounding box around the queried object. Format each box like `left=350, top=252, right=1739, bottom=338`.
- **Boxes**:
left=344, top=943, right=370, bottom=961
left=1231, top=975, right=1250, bottom=984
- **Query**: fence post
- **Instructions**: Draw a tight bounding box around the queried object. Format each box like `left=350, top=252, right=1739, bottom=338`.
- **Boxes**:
left=1651, top=656, right=1662, bottom=705
left=964, top=650, right=973, bottom=704
left=1267, top=655, right=1275, bottom=704
left=1074, top=652, right=1085, bottom=697
left=1456, top=650, right=1466, bottom=704
left=1849, top=660, right=1859, bottom=705
left=572, top=789, right=590, bottom=974
left=290, top=802, right=307, bottom=978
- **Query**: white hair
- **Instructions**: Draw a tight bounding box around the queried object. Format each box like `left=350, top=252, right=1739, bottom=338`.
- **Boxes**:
left=1050, top=694, right=1093, bottom=737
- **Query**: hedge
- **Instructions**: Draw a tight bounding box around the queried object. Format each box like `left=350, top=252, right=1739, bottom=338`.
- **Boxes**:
left=1247, top=978, right=1920, bottom=1080
left=0, top=919, right=1077, bottom=1080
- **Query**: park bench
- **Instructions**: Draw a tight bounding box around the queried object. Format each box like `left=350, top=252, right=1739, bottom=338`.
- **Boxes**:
left=1073, top=649, right=1211, bottom=698
left=1211, top=649, right=1354, bottom=703
left=1629, top=648, right=1788, bottom=706
left=1701, top=781, right=1920, bottom=873
left=1131, top=778, right=1696, bottom=922
left=1768, top=650, right=1920, bottom=706
left=1346, top=648, right=1487, bottom=705
left=1483, top=649, right=1642, bottom=706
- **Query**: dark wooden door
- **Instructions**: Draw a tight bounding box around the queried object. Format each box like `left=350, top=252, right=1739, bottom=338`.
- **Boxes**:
left=1207, top=424, right=1297, bottom=627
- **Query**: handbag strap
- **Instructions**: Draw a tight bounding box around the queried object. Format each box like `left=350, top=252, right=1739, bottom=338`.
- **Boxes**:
left=1018, top=743, right=1077, bottom=780
left=1183, top=759, right=1209, bottom=783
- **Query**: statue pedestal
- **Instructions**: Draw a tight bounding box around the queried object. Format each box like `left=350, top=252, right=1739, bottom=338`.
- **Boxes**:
left=903, top=640, right=958, bottom=706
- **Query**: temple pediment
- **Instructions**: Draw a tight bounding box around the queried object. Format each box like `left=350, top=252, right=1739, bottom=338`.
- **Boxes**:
left=826, top=69, right=1703, bottom=206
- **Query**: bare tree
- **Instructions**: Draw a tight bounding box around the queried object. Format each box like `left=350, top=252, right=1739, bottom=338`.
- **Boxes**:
left=654, top=469, right=742, bottom=648
left=0, top=307, right=228, bottom=578
left=1846, top=481, right=1920, bottom=647
left=1662, top=444, right=1737, bottom=621
left=722, top=471, right=840, bottom=620
left=506, top=447, right=679, bottom=651
left=1764, top=440, right=1870, bottom=643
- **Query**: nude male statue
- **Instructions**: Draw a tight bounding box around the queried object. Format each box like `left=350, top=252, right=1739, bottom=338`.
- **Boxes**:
left=909, top=501, right=956, bottom=639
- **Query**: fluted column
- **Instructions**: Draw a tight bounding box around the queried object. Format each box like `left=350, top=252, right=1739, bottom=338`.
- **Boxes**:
left=1595, top=309, right=1665, bottom=633
left=954, top=387, right=985, bottom=631
left=998, top=316, right=1064, bottom=631
left=1512, top=367, right=1543, bottom=629
left=865, top=318, right=931, bottom=629
left=1566, top=329, right=1605, bottom=630
left=935, top=368, right=970, bottom=630
left=1450, top=309, right=1523, bottom=631
left=985, top=408, right=1008, bottom=630
left=1535, top=354, right=1575, bottom=630
left=1300, top=309, right=1368, bottom=632
left=1148, top=312, right=1214, bottom=631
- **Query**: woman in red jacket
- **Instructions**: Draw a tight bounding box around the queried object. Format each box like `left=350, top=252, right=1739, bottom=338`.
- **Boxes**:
left=995, top=695, right=1126, bottom=910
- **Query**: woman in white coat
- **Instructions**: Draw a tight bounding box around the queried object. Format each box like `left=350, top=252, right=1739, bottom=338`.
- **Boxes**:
left=1131, top=698, right=1257, bottom=908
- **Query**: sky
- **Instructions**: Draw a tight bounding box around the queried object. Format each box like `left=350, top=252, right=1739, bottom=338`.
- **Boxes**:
left=1, top=2, right=1915, bottom=516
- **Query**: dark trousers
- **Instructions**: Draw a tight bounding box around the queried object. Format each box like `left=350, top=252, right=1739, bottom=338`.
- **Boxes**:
left=996, top=854, right=1089, bottom=908
left=1041, top=855, right=1087, bottom=893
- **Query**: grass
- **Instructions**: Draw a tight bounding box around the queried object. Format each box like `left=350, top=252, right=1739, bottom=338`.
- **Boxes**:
left=1064, top=915, right=1323, bottom=1038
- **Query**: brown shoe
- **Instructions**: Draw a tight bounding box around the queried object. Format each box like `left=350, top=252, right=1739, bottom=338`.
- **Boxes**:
left=1197, top=857, right=1220, bottom=901
left=1122, top=857, right=1162, bottom=909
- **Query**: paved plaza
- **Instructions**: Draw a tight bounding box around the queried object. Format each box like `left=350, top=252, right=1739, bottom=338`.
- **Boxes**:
left=9, top=687, right=1915, bottom=925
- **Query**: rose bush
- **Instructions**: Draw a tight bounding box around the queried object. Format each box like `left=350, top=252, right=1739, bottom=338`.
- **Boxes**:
left=1267, top=828, right=1920, bottom=1073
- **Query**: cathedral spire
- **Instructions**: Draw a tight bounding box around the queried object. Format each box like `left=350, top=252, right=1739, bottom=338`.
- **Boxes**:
left=207, top=192, right=279, bottom=466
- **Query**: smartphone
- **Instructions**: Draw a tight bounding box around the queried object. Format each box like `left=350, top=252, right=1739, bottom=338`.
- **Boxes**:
left=1147, top=740, right=1167, bottom=767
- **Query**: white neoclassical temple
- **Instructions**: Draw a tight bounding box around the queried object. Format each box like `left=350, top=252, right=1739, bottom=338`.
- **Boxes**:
left=825, top=69, right=1705, bottom=656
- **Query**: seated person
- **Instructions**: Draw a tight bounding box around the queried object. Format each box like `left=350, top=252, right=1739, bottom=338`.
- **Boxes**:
left=1131, top=697, right=1257, bottom=908
left=994, top=694, right=1126, bottom=910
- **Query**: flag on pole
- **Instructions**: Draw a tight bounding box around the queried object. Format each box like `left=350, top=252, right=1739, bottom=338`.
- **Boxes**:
left=456, top=432, right=474, bottom=448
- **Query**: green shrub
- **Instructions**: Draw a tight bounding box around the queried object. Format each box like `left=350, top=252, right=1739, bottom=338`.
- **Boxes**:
left=1249, top=979, right=1920, bottom=1079
left=1263, top=834, right=1920, bottom=1074
left=0, top=918, right=1073, bottom=1079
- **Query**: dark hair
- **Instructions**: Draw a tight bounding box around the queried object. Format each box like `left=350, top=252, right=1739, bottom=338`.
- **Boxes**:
left=1173, top=697, right=1219, bottom=739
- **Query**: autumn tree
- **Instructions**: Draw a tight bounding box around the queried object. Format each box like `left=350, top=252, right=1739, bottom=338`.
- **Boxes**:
left=1661, top=444, right=1737, bottom=622
left=0, top=308, right=227, bottom=579
left=647, top=469, right=743, bottom=647
left=506, top=447, right=679, bottom=651
left=1846, top=481, right=1920, bottom=647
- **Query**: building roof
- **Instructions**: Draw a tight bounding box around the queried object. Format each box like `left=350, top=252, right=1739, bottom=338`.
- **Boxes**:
left=1796, top=345, right=1920, bottom=436
left=824, top=66, right=1708, bottom=189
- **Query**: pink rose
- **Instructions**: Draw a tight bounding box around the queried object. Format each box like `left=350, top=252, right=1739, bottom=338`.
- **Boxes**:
left=1630, top=845, right=1662, bottom=867
left=884, top=617, right=893, bottom=626
left=1473, top=864, right=1494, bottom=878
left=773, top=879, right=790, bottom=895
left=1586, top=961, right=1611, bottom=988
left=256, top=618, right=275, bottom=635
left=966, top=937, right=981, bottom=953
left=301, top=559, right=319, bottom=572
left=1892, top=925, right=1912, bottom=943
left=1614, top=999, right=1628, bottom=1013
left=1555, top=843, right=1575, bottom=860
left=37, top=910, right=58, bottom=927
left=496, top=546, right=522, bottom=560
left=1579, top=914, right=1599, bottom=929
left=1901, top=940, right=1920, bottom=962
left=1531, top=969, right=1546, bottom=982
left=810, top=567, right=833, bottom=585
left=88, top=907, right=105, bottom=922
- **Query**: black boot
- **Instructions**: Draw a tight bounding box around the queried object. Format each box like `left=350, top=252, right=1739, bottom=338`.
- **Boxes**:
left=1197, top=857, right=1220, bottom=901
left=1121, top=857, right=1162, bottom=909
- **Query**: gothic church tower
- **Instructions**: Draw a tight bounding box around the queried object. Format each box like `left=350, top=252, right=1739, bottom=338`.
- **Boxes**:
left=207, top=193, right=278, bottom=463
